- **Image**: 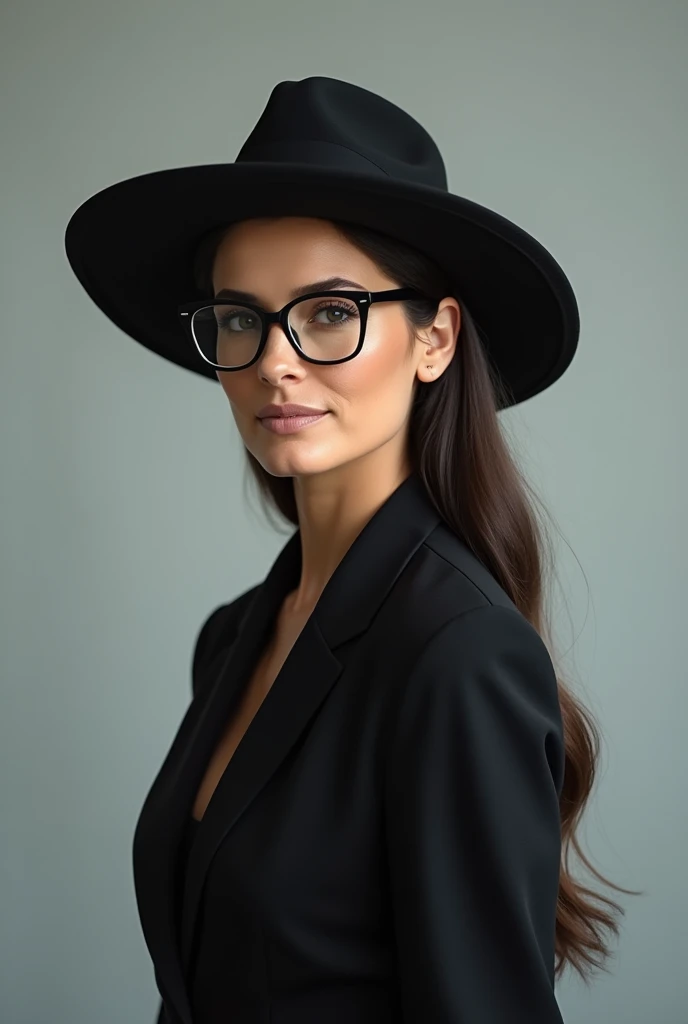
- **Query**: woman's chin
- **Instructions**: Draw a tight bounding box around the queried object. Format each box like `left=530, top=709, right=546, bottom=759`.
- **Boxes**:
left=246, top=445, right=328, bottom=478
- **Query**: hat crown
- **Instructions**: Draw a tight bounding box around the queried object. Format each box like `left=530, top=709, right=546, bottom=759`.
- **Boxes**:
left=235, top=76, right=448, bottom=192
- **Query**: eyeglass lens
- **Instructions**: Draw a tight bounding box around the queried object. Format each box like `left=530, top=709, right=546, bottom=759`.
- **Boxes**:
left=190, top=295, right=362, bottom=368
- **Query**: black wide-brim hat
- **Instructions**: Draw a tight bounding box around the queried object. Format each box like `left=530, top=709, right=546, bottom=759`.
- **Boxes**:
left=64, top=76, right=579, bottom=408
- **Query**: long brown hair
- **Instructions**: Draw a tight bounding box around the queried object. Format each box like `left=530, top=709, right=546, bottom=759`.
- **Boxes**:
left=193, top=218, right=643, bottom=984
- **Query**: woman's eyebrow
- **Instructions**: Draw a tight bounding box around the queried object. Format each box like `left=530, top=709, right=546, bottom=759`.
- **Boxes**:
left=213, top=276, right=367, bottom=303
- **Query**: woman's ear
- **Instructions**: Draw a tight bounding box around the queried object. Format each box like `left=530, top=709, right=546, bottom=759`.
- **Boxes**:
left=416, top=298, right=460, bottom=384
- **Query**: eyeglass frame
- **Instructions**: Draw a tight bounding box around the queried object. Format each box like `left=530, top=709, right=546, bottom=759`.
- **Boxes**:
left=177, top=287, right=428, bottom=371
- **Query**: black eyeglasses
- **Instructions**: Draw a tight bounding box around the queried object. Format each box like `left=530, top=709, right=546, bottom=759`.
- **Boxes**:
left=177, top=288, right=427, bottom=371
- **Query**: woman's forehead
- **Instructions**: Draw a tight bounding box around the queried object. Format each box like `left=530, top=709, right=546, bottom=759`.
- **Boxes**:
left=211, top=219, right=385, bottom=292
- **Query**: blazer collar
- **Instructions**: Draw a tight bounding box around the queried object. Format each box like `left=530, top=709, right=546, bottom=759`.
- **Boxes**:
left=134, top=471, right=442, bottom=1024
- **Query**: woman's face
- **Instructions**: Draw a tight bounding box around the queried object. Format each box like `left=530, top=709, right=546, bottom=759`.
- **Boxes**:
left=210, top=216, right=458, bottom=481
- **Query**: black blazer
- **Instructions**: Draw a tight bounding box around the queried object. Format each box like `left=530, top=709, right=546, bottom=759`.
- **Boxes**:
left=132, top=472, right=566, bottom=1024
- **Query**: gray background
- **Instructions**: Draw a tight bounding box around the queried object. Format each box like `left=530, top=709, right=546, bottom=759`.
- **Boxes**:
left=2, top=1, right=685, bottom=1022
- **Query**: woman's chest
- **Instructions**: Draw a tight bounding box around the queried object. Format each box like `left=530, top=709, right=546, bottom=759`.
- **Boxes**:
left=181, top=597, right=415, bottom=916
left=189, top=657, right=394, bottom=935
left=178, top=613, right=409, bottom=984
left=191, top=615, right=309, bottom=822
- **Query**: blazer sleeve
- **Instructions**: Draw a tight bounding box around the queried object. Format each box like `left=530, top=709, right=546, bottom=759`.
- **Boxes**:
left=384, top=604, right=566, bottom=1024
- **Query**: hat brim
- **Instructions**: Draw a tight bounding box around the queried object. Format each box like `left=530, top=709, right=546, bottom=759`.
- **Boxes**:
left=64, top=162, right=579, bottom=406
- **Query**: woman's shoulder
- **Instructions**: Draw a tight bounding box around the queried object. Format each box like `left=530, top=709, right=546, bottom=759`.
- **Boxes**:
left=421, top=520, right=520, bottom=617
left=191, top=583, right=261, bottom=696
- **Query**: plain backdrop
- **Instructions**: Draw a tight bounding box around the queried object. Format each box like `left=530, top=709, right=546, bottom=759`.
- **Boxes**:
left=1, top=1, right=685, bottom=1022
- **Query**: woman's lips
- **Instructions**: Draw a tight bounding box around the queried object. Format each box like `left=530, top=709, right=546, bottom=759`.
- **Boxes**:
left=259, top=412, right=330, bottom=435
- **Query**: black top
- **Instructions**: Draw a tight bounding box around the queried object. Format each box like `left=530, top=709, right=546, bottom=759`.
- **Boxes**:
left=180, top=815, right=201, bottom=867
left=175, top=816, right=201, bottom=951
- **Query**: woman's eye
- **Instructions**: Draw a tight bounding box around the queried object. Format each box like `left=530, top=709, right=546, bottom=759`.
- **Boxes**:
left=313, top=304, right=357, bottom=324
left=218, top=311, right=257, bottom=331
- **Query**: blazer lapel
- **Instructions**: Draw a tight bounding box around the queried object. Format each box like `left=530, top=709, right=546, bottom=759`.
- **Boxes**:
left=177, top=532, right=342, bottom=979
left=132, top=591, right=259, bottom=1024
left=147, top=471, right=442, bottom=1021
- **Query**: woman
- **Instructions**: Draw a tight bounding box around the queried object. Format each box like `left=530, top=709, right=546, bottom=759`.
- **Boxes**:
left=65, top=76, right=636, bottom=1024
